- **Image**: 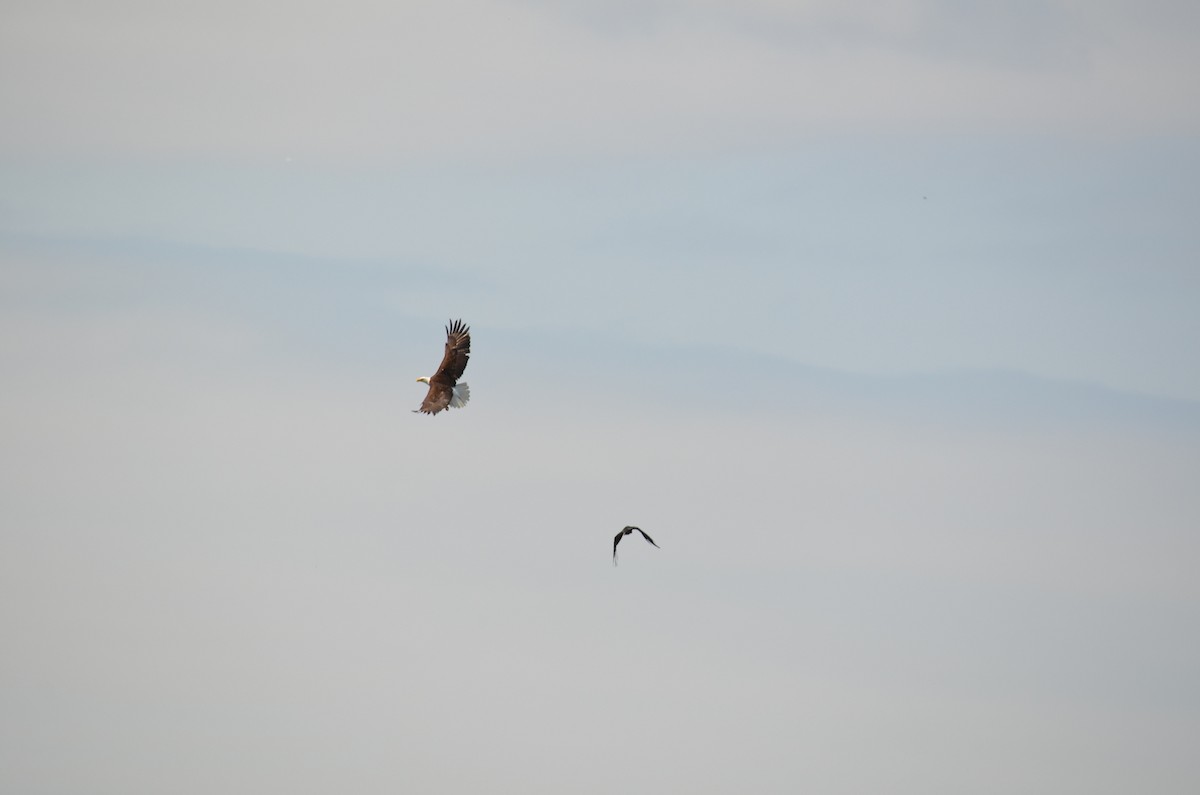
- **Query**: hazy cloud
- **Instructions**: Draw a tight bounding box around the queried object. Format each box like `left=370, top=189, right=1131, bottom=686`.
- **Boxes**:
left=3, top=251, right=1199, bottom=791
left=3, top=5, right=1200, bottom=791
left=3, top=1, right=1198, bottom=161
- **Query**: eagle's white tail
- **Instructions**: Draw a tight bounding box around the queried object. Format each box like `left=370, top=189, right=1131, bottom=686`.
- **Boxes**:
left=450, top=382, right=470, bottom=409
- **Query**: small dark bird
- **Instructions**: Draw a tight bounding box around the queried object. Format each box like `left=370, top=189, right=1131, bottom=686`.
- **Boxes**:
left=613, top=525, right=659, bottom=565
left=414, top=319, right=471, bottom=415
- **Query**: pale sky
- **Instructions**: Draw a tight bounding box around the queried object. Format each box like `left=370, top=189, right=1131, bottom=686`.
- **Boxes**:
left=2, top=2, right=1199, bottom=793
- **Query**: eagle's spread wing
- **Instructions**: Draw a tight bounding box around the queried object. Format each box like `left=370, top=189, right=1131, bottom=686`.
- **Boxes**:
left=635, top=527, right=660, bottom=548
left=613, top=530, right=625, bottom=564
left=434, top=319, right=470, bottom=383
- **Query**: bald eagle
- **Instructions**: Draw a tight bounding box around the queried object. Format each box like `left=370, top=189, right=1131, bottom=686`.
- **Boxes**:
left=414, top=319, right=471, bottom=415
left=613, top=525, right=659, bottom=565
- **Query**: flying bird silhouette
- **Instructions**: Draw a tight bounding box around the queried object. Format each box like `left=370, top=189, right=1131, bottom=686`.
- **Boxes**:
left=613, top=525, right=659, bottom=565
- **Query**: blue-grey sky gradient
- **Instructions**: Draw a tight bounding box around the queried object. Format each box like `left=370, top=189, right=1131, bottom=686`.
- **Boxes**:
left=3, top=2, right=1199, bottom=793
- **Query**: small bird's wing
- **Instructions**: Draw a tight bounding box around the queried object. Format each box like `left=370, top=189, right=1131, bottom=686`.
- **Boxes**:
left=635, top=527, right=660, bottom=548
left=433, top=319, right=471, bottom=384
